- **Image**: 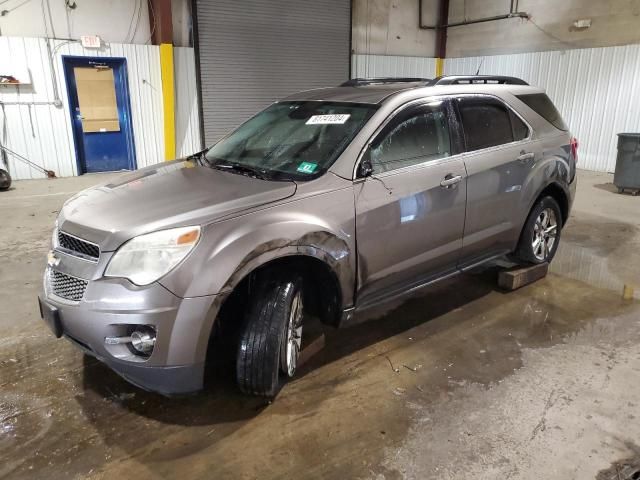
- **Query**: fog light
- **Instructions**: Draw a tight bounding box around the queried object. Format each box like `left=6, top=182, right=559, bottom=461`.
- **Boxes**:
left=130, top=329, right=156, bottom=354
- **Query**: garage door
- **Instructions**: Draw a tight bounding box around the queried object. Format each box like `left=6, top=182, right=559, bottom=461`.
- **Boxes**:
left=194, top=0, right=351, bottom=145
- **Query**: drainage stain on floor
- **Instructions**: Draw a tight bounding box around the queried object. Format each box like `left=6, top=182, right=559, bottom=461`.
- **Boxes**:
left=597, top=449, right=640, bottom=480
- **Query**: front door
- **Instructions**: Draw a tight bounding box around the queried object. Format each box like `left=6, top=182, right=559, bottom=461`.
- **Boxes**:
left=354, top=100, right=467, bottom=308
left=63, top=56, right=136, bottom=174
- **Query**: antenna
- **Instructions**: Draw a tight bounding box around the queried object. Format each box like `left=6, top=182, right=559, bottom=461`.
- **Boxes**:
left=475, top=58, right=484, bottom=75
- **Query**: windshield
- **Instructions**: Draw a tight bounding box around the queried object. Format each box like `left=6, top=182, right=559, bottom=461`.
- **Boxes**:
left=204, top=101, right=377, bottom=180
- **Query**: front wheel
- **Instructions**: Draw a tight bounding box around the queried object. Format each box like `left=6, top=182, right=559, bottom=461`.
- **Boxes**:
left=236, top=273, right=304, bottom=397
left=513, top=196, right=563, bottom=264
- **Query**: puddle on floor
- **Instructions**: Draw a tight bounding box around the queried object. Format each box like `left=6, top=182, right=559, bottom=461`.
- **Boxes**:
left=552, top=212, right=640, bottom=298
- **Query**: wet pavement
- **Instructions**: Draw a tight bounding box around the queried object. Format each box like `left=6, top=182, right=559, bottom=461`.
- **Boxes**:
left=1, top=170, right=639, bottom=479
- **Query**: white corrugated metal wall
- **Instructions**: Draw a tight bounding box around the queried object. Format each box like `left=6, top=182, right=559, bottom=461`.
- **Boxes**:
left=0, top=37, right=201, bottom=180
left=174, top=47, right=202, bottom=157
left=352, top=54, right=437, bottom=79
left=353, top=45, right=640, bottom=173
left=445, top=44, right=640, bottom=173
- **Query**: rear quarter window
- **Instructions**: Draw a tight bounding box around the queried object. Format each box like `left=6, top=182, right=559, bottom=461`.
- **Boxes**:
left=516, top=93, right=568, bottom=131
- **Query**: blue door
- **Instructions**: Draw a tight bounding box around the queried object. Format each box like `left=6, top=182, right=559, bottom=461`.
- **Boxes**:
left=63, top=56, right=136, bottom=174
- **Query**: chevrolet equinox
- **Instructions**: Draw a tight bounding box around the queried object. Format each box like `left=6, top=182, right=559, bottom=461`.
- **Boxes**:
left=39, top=75, right=577, bottom=397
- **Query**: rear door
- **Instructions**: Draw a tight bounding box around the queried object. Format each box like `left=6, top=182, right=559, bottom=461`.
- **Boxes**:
left=354, top=99, right=467, bottom=307
left=454, top=95, right=534, bottom=266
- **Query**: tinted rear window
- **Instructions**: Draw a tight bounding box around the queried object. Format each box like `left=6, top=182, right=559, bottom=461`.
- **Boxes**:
left=516, top=93, right=568, bottom=131
left=457, top=97, right=514, bottom=151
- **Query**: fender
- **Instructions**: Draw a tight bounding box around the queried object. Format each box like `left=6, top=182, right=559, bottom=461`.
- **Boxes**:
left=157, top=184, right=357, bottom=367
left=159, top=186, right=357, bottom=302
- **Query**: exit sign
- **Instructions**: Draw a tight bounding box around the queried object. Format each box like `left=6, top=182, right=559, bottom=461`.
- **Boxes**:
left=80, top=36, right=101, bottom=48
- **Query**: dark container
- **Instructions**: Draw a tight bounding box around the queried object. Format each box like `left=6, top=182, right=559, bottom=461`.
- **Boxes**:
left=613, top=133, right=640, bottom=195
left=0, top=168, right=11, bottom=191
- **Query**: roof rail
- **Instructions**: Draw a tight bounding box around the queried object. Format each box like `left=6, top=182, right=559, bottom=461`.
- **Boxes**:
left=341, top=77, right=431, bottom=87
left=430, top=75, right=529, bottom=86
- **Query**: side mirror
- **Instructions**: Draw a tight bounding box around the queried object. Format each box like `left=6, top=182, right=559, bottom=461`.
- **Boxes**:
left=359, top=160, right=373, bottom=178
left=358, top=151, right=373, bottom=178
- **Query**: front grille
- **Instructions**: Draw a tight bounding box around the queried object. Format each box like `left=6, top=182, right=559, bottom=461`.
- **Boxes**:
left=49, top=269, right=88, bottom=302
left=58, top=231, right=100, bottom=261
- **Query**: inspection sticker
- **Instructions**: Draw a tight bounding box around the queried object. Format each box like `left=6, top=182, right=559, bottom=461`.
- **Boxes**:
left=305, top=114, right=350, bottom=125
left=297, top=162, right=318, bottom=174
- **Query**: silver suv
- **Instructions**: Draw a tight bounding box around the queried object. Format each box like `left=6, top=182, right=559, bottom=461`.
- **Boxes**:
left=39, top=76, right=577, bottom=397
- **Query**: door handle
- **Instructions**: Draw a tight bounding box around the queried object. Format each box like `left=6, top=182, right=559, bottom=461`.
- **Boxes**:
left=440, top=174, right=462, bottom=189
left=517, top=152, right=535, bottom=163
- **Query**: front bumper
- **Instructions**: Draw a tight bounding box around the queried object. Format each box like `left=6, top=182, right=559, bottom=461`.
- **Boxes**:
left=40, top=263, right=219, bottom=395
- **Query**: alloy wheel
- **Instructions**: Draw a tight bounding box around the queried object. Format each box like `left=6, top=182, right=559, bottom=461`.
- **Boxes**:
left=281, top=290, right=303, bottom=377
left=532, top=207, right=558, bottom=261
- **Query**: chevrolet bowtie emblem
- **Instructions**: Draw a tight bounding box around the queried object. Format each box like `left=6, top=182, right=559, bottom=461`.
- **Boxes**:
left=47, top=251, right=61, bottom=267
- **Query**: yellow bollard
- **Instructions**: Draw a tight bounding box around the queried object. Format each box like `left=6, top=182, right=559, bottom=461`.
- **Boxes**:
left=160, top=43, right=176, bottom=161
left=622, top=284, right=635, bottom=300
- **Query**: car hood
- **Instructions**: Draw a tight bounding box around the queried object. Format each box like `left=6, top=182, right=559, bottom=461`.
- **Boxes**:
left=58, top=160, right=297, bottom=251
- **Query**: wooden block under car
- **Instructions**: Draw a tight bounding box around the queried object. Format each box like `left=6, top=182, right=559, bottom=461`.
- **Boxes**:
left=498, top=262, right=549, bottom=290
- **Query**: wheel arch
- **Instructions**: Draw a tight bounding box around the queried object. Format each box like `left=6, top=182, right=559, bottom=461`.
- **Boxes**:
left=226, top=253, right=344, bottom=327
left=201, top=250, right=345, bottom=386
left=513, top=180, right=568, bottom=256
left=535, top=181, right=569, bottom=226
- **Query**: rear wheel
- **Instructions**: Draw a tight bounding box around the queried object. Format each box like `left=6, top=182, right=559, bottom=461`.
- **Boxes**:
left=514, top=196, right=563, bottom=264
left=236, top=273, right=304, bottom=397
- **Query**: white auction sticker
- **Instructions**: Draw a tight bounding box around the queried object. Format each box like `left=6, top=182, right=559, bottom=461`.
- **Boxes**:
left=306, top=114, right=350, bottom=125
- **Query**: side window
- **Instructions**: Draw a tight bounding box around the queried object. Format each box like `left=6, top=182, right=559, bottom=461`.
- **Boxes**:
left=457, top=97, right=514, bottom=151
left=368, top=104, right=451, bottom=173
left=510, top=111, right=529, bottom=141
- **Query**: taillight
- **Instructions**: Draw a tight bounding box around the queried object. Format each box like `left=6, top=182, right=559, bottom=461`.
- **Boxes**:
left=570, top=137, right=579, bottom=164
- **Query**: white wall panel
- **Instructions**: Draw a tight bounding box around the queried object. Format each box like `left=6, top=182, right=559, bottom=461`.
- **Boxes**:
left=445, top=45, right=640, bottom=172
left=0, top=0, right=152, bottom=44
left=351, top=54, right=436, bottom=79
left=174, top=47, right=202, bottom=157
left=0, top=37, right=166, bottom=180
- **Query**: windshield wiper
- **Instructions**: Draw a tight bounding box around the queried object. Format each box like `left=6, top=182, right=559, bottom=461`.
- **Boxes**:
left=211, top=160, right=271, bottom=180
left=187, top=148, right=212, bottom=166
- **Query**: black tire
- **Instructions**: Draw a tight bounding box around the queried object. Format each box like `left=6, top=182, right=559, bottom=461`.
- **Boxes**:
left=236, top=273, right=304, bottom=397
left=513, top=196, right=563, bottom=265
left=0, top=169, right=11, bottom=191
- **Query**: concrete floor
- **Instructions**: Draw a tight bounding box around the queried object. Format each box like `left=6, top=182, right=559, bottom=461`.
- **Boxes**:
left=1, top=170, right=639, bottom=480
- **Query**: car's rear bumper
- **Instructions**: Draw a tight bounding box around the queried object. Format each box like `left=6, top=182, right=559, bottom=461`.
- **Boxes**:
left=568, top=171, right=577, bottom=214
left=40, top=271, right=219, bottom=395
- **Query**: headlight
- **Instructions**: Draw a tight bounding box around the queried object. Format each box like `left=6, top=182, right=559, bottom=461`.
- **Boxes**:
left=105, top=226, right=201, bottom=286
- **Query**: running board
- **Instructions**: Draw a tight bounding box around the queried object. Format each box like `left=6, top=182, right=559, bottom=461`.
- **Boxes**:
left=339, top=251, right=510, bottom=328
